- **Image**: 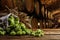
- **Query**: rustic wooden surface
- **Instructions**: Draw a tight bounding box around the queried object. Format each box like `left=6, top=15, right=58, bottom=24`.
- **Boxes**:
left=0, top=35, right=60, bottom=40
left=43, top=29, right=60, bottom=34
left=0, top=29, right=60, bottom=40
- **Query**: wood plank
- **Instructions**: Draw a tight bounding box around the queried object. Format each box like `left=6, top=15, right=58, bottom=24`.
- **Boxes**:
left=25, top=0, right=34, bottom=12
left=12, top=0, right=17, bottom=8
left=43, top=29, right=60, bottom=34
left=6, top=0, right=14, bottom=8
left=0, top=35, right=60, bottom=40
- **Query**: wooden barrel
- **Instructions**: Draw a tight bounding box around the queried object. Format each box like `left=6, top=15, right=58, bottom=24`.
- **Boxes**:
left=24, top=0, right=34, bottom=13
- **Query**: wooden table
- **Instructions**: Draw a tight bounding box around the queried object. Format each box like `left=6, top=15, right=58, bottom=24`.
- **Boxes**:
left=0, top=35, right=60, bottom=40
left=0, top=29, right=60, bottom=40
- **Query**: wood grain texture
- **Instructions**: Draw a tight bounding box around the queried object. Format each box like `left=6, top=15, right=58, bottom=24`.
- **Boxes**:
left=25, top=0, right=34, bottom=12
left=31, top=17, right=38, bottom=30
left=0, top=34, right=60, bottom=40
left=43, top=29, right=60, bottom=34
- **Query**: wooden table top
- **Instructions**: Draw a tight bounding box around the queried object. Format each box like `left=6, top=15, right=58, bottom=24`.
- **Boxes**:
left=0, top=29, right=60, bottom=40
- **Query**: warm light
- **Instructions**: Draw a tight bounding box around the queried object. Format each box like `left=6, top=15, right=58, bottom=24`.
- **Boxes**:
left=46, top=23, right=48, bottom=25
left=58, top=19, right=60, bottom=23
left=38, top=22, right=40, bottom=26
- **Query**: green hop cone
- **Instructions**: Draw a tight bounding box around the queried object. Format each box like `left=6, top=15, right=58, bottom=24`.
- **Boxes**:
left=8, top=16, right=15, bottom=26
left=10, top=30, right=16, bottom=36
left=16, top=30, right=23, bottom=35
left=15, top=24, right=19, bottom=27
left=22, top=31, right=26, bottom=35
left=25, top=29, right=32, bottom=35
left=35, top=34, right=41, bottom=37
left=37, top=29, right=44, bottom=36
left=40, top=32, right=44, bottom=36
left=20, top=22, right=26, bottom=29
left=15, top=17, right=19, bottom=24
left=34, top=29, right=44, bottom=37
left=36, top=29, right=42, bottom=32
left=5, top=27, right=11, bottom=33
left=15, top=27, right=22, bottom=32
left=31, top=31, right=36, bottom=36
left=0, top=27, right=4, bottom=31
left=0, top=31, right=6, bottom=36
left=15, top=24, right=21, bottom=28
left=2, top=31, right=6, bottom=36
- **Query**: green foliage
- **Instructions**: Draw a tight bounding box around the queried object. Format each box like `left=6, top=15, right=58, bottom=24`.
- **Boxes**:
left=22, top=31, right=26, bottom=35
left=31, top=29, right=44, bottom=37
left=15, top=17, right=19, bottom=24
left=0, top=27, right=6, bottom=36
left=8, top=16, right=15, bottom=26
left=25, top=29, right=32, bottom=35
left=0, top=15, right=44, bottom=37
left=10, top=30, right=16, bottom=36
left=16, top=30, right=23, bottom=35
left=0, top=31, right=6, bottom=35
left=5, top=27, right=11, bottom=33
left=0, top=27, right=4, bottom=31
left=31, top=31, right=36, bottom=36
left=14, top=27, right=22, bottom=32
left=20, top=22, right=26, bottom=29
